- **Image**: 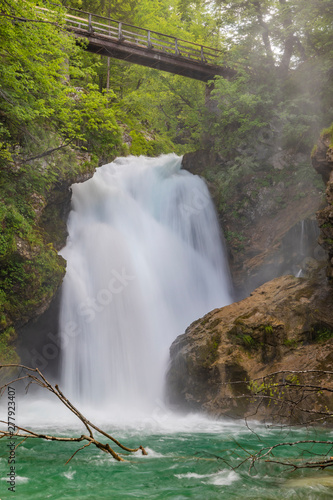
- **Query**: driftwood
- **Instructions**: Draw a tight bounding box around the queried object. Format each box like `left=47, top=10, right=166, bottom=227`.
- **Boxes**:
left=0, top=364, right=147, bottom=463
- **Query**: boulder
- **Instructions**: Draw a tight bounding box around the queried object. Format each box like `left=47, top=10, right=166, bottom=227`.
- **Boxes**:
left=166, top=272, right=333, bottom=424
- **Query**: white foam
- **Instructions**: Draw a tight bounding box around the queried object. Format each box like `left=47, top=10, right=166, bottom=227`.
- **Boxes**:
left=1, top=475, right=29, bottom=484
left=62, top=469, right=76, bottom=480
left=7, top=395, right=252, bottom=438
left=175, top=470, right=239, bottom=486
left=132, top=447, right=165, bottom=458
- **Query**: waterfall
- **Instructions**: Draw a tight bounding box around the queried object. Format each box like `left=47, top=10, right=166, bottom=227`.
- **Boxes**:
left=299, top=219, right=305, bottom=257
left=287, top=218, right=321, bottom=277
left=59, top=154, right=232, bottom=413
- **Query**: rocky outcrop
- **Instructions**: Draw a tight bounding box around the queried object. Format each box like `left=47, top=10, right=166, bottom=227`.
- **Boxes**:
left=40, top=169, right=94, bottom=251
left=13, top=166, right=97, bottom=370
left=312, top=131, right=333, bottom=279
left=166, top=272, right=333, bottom=424
left=312, top=132, right=333, bottom=184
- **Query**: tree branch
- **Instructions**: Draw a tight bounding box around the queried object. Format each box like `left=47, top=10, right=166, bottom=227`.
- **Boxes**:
left=218, top=368, right=333, bottom=471
left=0, top=13, right=59, bottom=27
left=278, top=0, right=295, bottom=77
left=253, top=1, right=275, bottom=66
left=160, top=76, right=194, bottom=108
left=18, top=140, right=74, bottom=164
left=0, top=364, right=148, bottom=463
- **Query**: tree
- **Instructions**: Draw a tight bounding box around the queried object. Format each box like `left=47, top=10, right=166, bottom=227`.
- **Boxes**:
left=201, top=0, right=333, bottom=156
left=211, top=0, right=333, bottom=74
left=0, top=0, right=122, bottom=164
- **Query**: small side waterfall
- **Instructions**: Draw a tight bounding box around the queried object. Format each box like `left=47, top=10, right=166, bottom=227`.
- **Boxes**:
left=59, top=154, right=232, bottom=412
left=285, top=218, right=321, bottom=277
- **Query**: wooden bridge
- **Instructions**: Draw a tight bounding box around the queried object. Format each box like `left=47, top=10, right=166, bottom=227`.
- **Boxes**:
left=64, top=8, right=234, bottom=82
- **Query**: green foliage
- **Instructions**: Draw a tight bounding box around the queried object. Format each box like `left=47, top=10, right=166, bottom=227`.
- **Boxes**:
left=64, top=0, right=214, bottom=155
left=283, top=338, right=299, bottom=348
left=1, top=1, right=71, bottom=142
left=128, top=131, right=149, bottom=156
left=202, top=0, right=333, bottom=159
left=209, top=71, right=269, bottom=156
left=63, top=0, right=137, bottom=20
left=64, top=86, right=123, bottom=157
left=286, top=374, right=300, bottom=385
left=313, top=326, right=333, bottom=342
left=201, top=332, right=221, bottom=368
left=0, top=188, right=66, bottom=323
left=241, top=334, right=256, bottom=347
left=0, top=0, right=123, bottom=162
left=113, top=67, right=207, bottom=154
left=0, top=327, right=20, bottom=364
left=320, top=123, right=333, bottom=147
left=225, top=230, right=246, bottom=252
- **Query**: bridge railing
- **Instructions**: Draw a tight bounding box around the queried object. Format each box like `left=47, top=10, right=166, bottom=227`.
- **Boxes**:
left=64, top=8, right=222, bottom=65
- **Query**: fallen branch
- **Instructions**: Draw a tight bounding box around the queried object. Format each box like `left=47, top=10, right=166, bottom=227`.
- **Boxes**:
left=247, top=440, right=333, bottom=472
left=0, top=364, right=148, bottom=463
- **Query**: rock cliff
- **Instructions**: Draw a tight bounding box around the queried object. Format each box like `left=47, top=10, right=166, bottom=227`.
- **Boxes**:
left=312, top=129, right=333, bottom=279
left=183, top=148, right=324, bottom=297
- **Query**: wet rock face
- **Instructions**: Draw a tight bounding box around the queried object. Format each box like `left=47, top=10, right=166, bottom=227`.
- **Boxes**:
left=166, top=273, right=333, bottom=423
left=182, top=149, right=323, bottom=297
left=312, top=133, right=333, bottom=279
left=312, top=133, right=333, bottom=184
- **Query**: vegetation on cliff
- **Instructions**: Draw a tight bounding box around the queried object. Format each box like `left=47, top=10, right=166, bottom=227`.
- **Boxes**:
left=0, top=0, right=121, bottom=361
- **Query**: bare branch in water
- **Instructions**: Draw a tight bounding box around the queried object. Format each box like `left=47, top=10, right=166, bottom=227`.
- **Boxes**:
left=0, top=364, right=148, bottom=463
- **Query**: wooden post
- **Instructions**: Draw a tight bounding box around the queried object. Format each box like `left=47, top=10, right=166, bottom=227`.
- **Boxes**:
left=106, top=57, right=110, bottom=90
left=88, top=13, right=93, bottom=34
left=201, top=46, right=204, bottom=62
left=118, top=22, right=122, bottom=40
left=147, top=31, right=152, bottom=49
left=175, top=38, right=179, bottom=56
left=107, top=14, right=111, bottom=91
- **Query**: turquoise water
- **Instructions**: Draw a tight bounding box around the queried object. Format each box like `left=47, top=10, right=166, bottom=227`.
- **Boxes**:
left=2, top=411, right=333, bottom=499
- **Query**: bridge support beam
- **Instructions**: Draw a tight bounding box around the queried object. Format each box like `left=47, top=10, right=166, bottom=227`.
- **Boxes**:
left=74, top=32, right=235, bottom=82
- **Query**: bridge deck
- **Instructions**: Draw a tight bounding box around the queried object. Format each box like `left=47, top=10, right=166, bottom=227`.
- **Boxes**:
left=64, top=9, right=234, bottom=81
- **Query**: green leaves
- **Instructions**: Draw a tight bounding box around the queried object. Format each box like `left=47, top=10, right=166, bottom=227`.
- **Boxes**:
left=0, top=0, right=124, bottom=162
left=1, top=1, right=72, bottom=148
left=209, top=71, right=268, bottom=155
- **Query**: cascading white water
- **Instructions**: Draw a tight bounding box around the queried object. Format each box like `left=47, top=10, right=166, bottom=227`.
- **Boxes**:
left=59, top=154, right=232, bottom=413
